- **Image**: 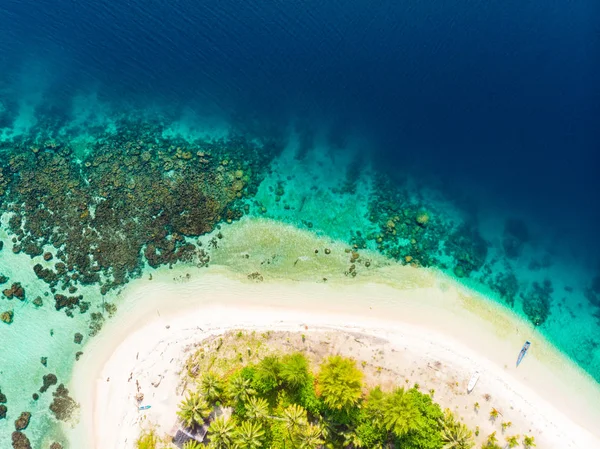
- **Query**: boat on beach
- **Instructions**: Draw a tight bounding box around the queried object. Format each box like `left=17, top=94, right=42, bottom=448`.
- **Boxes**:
left=467, top=370, right=480, bottom=393
left=516, top=341, right=531, bottom=367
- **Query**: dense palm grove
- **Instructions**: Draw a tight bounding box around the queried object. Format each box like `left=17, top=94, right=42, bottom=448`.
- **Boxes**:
left=137, top=352, right=482, bottom=449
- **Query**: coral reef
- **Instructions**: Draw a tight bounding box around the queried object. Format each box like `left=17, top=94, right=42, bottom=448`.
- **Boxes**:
left=521, top=280, right=553, bottom=326
left=49, top=384, right=79, bottom=422
left=14, top=412, right=31, bottom=431
left=489, top=271, right=519, bottom=307
left=445, top=224, right=489, bottom=278
left=39, top=374, right=58, bottom=394
left=0, top=405, right=6, bottom=419
left=2, top=283, right=25, bottom=300
left=1, top=310, right=14, bottom=324
left=11, top=431, right=32, bottom=449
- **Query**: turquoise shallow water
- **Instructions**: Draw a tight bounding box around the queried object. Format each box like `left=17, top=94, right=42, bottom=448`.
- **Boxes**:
left=0, top=111, right=599, bottom=448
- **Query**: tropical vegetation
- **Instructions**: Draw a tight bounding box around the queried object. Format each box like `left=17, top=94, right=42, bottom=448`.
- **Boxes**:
left=171, top=351, right=475, bottom=449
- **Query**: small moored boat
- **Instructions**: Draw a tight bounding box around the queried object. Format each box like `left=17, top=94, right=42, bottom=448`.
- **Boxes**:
left=139, top=405, right=151, bottom=410
left=467, top=370, right=480, bottom=393
left=516, top=341, right=531, bottom=367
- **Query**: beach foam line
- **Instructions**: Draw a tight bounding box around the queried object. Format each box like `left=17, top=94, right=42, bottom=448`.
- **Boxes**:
left=68, top=266, right=600, bottom=449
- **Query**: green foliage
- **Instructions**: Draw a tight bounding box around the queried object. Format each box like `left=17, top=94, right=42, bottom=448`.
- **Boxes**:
left=228, top=373, right=256, bottom=405
left=177, top=392, right=211, bottom=429
left=201, top=372, right=224, bottom=404
left=318, top=355, right=364, bottom=411
left=233, top=420, right=266, bottom=449
left=440, top=409, right=474, bottom=449
left=481, top=432, right=502, bottom=449
left=381, top=387, right=422, bottom=438
left=245, top=396, right=270, bottom=421
left=362, top=386, right=386, bottom=426
left=296, top=375, right=323, bottom=415
left=207, top=415, right=235, bottom=449
left=280, top=353, right=310, bottom=389
left=177, top=347, right=482, bottom=449
left=182, top=440, right=203, bottom=449
left=135, top=429, right=158, bottom=449
left=505, top=435, right=519, bottom=448
left=394, top=388, right=444, bottom=449
left=522, top=435, right=536, bottom=448
left=252, top=356, right=282, bottom=394
left=353, top=420, right=387, bottom=448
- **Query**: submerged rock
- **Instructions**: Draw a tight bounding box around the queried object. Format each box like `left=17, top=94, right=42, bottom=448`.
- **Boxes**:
left=39, top=374, right=58, bottom=393
left=11, top=431, right=32, bottom=449
left=521, top=280, right=553, bottom=326
left=14, top=412, right=31, bottom=431
left=2, top=283, right=25, bottom=300
left=0, top=405, right=7, bottom=419
left=0, top=389, right=7, bottom=403
left=49, top=384, right=79, bottom=422
left=1, top=310, right=14, bottom=324
left=74, top=333, right=83, bottom=344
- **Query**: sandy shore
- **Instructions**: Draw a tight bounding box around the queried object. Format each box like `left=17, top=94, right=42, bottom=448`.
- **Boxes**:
left=68, top=265, right=600, bottom=449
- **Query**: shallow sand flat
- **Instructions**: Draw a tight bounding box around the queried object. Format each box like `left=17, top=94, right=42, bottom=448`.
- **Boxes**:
left=67, top=263, right=600, bottom=449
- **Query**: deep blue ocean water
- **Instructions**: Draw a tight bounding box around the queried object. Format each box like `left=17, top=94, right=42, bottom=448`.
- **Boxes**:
left=1, top=0, right=599, bottom=247
left=1, top=2, right=600, bottom=446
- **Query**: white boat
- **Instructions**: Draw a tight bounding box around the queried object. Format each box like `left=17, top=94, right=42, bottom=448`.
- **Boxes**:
left=467, top=370, right=480, bottom=393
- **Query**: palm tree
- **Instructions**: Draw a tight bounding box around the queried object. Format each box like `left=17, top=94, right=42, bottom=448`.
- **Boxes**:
left=280, top=353, right=310, bottom=389
left=489, top=408, right=500, bottom=422
left=207, top=415, right=235, bottom=449
left=254, top=355, right=281, bottom=392
left=317, top=355, right=364, bottom=410
left=363, top=386, right=386, bottom=428
left=381, top=388, right=421, bottom=438
left=177, top=392, right=211, bottom=429
left=505, top=435, right=519, bottom=448
left=440, top=409, right=475, bottom=449
left=228, top=374, right=255, bottom=404
left=233, top=420, right=265, bottom=449
left=296, top=423, right=324, bottom=449
left=245, top=396, right=269, bottom=421
left=283, top=404, right=308, bottom=431
left=135, top=429, right=158, bottom=449
left=201, top=372, right=224, bottom=404
left=182, top=440, right=203, bottom=449
left=522, top=435, right=536, bottom=448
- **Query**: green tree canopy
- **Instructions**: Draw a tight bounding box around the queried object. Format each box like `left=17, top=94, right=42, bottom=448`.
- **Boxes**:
left=228, top=373, right=255, bottom=405
left=177, top=392, right=211, bottom=429
left=207, top=415, right=235, bottom=449
left=280, top=353, right=310, bottom=389
left=245, top=396, right=270, bottom=421
left=201, top=372, right=224, bottom=404
left=317, top=355, right=364, bottom=411
left=182, top=440, right=203, bottom=449
left=233, top=420, right=266, bottom=449
left=382, top=387, right=423, bottom=438
left=395, top=389, right=444, bottom=449
left=253, top=355, right=282, bottom=393
left=440, top=409, right=475, bottom=449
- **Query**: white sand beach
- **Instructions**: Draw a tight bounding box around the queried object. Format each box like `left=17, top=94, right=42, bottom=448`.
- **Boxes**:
left=68, top=263, right=600, bottom=449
